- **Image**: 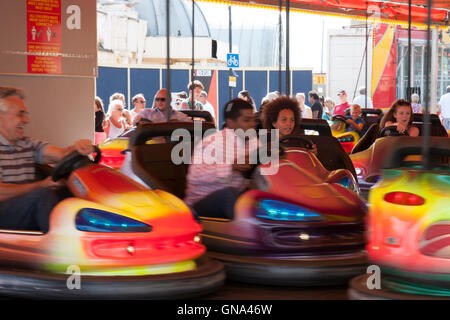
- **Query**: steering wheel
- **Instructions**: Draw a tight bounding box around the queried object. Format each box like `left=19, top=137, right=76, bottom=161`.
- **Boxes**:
left=379, top=125, right=409, bottom=137
left=331, top=115, right=348, bottom=123
left=279, top=135, right=315, bottom=151
left=51, top=145, right=101, bottom=181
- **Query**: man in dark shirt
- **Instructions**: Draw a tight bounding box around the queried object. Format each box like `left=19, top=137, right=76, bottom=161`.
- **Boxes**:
left=308, top=90, right=323, bottom=119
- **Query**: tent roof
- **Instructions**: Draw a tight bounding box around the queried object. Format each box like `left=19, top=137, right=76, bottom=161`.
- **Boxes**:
left=212, top=0, right=449, bottom=26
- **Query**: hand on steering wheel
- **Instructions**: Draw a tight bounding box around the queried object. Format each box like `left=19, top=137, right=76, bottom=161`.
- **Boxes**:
left=51, top=145, right=102, bottom=181
left=379, top=125, right=409, bottom=137
left=279, top=135, right=315, bottom=150
left=331, top=115, right=348, bottom=123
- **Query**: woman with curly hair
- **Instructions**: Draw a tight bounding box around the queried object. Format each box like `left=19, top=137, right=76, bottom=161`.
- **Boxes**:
left=380, top=99, right=419, bottom=136
left=262, top=95, right=303, bottom=138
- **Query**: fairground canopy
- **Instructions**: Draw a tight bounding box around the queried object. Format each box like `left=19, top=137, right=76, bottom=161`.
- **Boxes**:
left=199, top=0, right=449, bottom=26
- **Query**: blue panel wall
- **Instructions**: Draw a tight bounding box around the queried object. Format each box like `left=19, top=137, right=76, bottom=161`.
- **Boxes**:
left=130, top=68, right=160, bottom=108
left=244, top=70, right=267, bottom=110
left=269, top=70, right=286, bottom=95
left=96, top=67, right=128, bottom=113
left=161, top=69, right=190, bottom=94
left=218, top=70, right=243, bottom=126
left=292, top=70, right=313, bottom=98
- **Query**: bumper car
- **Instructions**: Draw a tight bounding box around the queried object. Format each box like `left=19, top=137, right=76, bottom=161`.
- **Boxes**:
left=98, top=128, right=135, bottom=169
left=348, top=140, right=450, bottom=299
left=0, top=146, right=224, bottom=299
left=350, top=115, right=448, bottom=199
left=127, top=120, right=368, bottom=286
left=329, top=115, right=360, bottom=153
left=99, top=110, right=215, bottom=169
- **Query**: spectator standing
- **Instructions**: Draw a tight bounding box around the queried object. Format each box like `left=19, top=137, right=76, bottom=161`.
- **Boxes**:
left=181, top=81, right=204, bottom=111
left=308, top=90, right=323, bottom=119
left=296, top=92, right=312, bottom=119
left=238, top=90, right=257, bottom=111
left=199, top=91, right=216, bottom=120
left=130, top=94, right=146, bottom=123
left=323, top=97, right=335, bottom=121
left=333, top=90, right=351, bottom=116
left=353, top=86, right=373, bottom=109
left=133, top=89, right=190, bottom=125
left=110, top=92, right=132, bottom=126
left=438, top=85, right=450, bottom=130
left=103, top=99, right=131, bottom=139
left=94, top=96, right=106, bottom=145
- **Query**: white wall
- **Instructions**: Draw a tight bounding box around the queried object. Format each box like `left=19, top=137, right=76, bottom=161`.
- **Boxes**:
left=328, top=28, right=373, bottom=102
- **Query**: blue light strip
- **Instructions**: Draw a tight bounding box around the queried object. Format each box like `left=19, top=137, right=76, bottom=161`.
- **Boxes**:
left=256, top=199, right=323, bottom=222
left=76, top=208, right=152, bottom=233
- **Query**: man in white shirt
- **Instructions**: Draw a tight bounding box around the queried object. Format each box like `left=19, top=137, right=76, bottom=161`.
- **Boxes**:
left=438, top=85, right=450, bottom=130
left=199, top=91, right=216, bottom=120
left=295, top=92, right=312, bottom=119
left=353, top=87, right=373, bottom=109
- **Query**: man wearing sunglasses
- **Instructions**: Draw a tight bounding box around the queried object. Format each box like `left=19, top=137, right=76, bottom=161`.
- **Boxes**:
left=133, top=89, right=190, bottom=125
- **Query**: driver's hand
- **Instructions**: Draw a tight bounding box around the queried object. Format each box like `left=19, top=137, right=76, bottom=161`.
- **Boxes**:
left=232, top=163, right=253, bottom=173
left=40, top=176, right=64, bottom=189
left=74, top=139, right=94, bottom=156
left=232, top=151, right=253, bottom=173
left=397, top=123, right=407, bottom=133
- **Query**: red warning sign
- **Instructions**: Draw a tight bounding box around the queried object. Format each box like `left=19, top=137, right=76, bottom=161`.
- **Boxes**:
left=27, top=0, right=61, bottom=74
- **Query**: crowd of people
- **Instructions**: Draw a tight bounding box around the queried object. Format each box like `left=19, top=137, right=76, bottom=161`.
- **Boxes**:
left=94, top=80, right=450, bottom=144
left=94, top=79, right=450, bottom=145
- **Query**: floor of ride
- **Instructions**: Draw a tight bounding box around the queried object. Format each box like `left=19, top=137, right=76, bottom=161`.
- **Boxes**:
left=202, top=280, right=348, bottom=300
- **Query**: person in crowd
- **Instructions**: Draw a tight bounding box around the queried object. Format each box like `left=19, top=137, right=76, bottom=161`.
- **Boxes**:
left=265, top=92, right=279, bottom=101
left=199, top=90, right=216, bottom=120
left=0, top=87, right=94, bottom=233
left=296, top=92, right=312, bottom=119
left=94, top=96, right=106, bottom=145
left=184, top=99, right=256, bottom=219
left=180, top=81, right=204, bottom=111
left=110, top=92, right=132, bottom=126
left=411, top=93, right=422, bottom=113
left=103, top=99, right=132, bottom=139
left=438, top=85, right=450, bottom=131
left=308, top=90, right=323, bottom=119
left=333, top=90, right=351, bottom=116
left=133, top=89, right=190, bottom=125
left=345, top=104, right=365, bottom=134
left=380, top=99, right=419, bottom=136
left=238, top=90, right=257, bottom=111
left=353, top=86, right=373, bottom=109
left=322, top=97, right=335, bottom=121
left=130, top=93, right=146, bottom=123
left=175, top=91, right=188, bottom=110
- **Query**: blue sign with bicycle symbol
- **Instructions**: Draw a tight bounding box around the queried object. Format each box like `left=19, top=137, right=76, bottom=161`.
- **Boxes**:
left=227, top=53, right=239, bottom=68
